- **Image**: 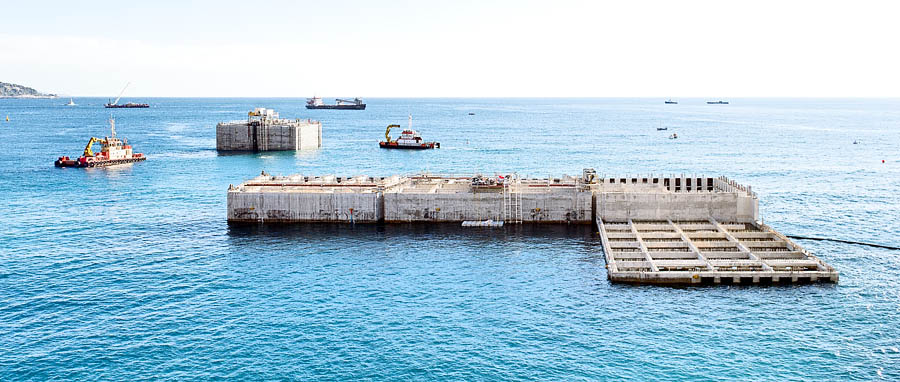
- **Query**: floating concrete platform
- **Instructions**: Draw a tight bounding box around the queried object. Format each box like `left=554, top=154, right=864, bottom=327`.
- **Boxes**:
left=227, top=171, right=838, bottom=285
left=598, top=219, right=838, bottom=285
left=217, top=108, right=321, bottom=151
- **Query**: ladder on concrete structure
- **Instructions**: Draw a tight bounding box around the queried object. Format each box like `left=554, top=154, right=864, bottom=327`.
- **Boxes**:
left=502, top=174, right=523, bottom=224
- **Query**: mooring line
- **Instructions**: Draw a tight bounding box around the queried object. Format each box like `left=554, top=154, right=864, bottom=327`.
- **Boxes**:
left=787, top=235, right=900, bottom=250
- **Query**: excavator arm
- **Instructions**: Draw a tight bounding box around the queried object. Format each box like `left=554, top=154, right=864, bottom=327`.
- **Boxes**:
left=83, top=137, right=102, bottom=157
left=385, top=124, right=400, bottom=143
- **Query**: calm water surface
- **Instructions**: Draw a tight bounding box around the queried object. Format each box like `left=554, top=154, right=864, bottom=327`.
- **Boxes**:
left=1, top=98, right=899, bottom=380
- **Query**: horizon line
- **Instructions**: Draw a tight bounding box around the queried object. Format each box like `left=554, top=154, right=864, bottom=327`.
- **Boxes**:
left=17, top=95, right=900, bottom=99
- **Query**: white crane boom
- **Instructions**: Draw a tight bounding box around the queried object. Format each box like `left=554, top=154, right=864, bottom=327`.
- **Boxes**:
left=112, top=82, right=131, bottom=105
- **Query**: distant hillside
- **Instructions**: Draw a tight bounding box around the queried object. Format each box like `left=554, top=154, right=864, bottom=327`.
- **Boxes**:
left=0, top=81, right=57, bottom=98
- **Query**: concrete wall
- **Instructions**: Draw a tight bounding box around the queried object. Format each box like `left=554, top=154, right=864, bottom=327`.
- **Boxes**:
left=382, top=191, right=593, bottom=223
left=384, top=192, right=503, bottom=222
left=521, top=191, right=593, bottom=223
left=597, top=192, right=758, bottom=222
left=216, top=124, right=249, bottom=151
left=216, top=122, right=322, bottom=151
left=227, top=191, right=381, bottom=223
left=297, top=122, right=322, bottom=150
left=225, top=178, right=758, bottom=224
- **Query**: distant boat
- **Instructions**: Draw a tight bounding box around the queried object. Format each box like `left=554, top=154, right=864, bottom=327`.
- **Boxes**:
left=657, top=127, right=668, bottom=131
left=707, top=100, right=729, bottom=104
left=468, top=112, right=475, bottom=116
left=66, top=98, right=76, bottom=106
left=665, top=99, right=678, bottom=104
left=306, top=97, right=366, bottom=110
left=105, top=102, right=149, bottom=109
left=104, top=82, right=149, bottom=108
left=669, top=133, right=678, bottom=139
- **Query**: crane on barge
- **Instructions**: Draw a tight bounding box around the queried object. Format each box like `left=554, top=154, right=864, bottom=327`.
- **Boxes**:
left=105, top=82, right=150, bottom=108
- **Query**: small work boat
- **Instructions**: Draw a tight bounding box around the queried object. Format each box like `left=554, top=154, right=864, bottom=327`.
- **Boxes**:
left=379, top=115, right=439, bottom=149
left=55, top=118, right=146, bottom=168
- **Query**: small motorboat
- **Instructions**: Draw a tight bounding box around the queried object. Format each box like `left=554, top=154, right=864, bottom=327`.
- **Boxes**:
left=669, top=133, right=678, bottom=139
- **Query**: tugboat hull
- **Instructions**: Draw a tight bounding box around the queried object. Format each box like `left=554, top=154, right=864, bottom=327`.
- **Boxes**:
left=379, top=142, right=439, bottom=149
left=55, top=156, right=146, bottom=168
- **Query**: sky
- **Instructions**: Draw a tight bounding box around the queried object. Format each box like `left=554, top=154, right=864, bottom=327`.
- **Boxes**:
left=1, top=0, right=899, bottom=97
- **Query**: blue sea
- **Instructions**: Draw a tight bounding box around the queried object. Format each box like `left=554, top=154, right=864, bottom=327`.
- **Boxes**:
left=1, top=97, right=899, bottom=380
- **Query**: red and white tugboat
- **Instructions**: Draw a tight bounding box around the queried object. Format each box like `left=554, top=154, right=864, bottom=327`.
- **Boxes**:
left=378, top=115, right=440, bottom=149
left=55, top=118, right=146, bottom=168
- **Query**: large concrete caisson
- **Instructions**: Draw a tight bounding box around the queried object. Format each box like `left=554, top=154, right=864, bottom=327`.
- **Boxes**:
left=216, top=108, right=321, bottom=151
left=227, top=172, right=756, bottom=224
left=227, top=173, right=595, bottom=224
left=382, top=175, right=592, bottom=223
left=227, top=173, right=398, bottom=223
left=226, top=170, right=838, bottom=285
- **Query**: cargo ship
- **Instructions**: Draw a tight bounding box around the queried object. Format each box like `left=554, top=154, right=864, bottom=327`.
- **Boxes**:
left=55, top=118, right=146, bottom=168
left=104, top=82, right=149, bottom=108
left=379, top=115, right=439, bottom=149
left=306, top=97, right=366, bottom=110
left=707, top=100, right=729, bottom=104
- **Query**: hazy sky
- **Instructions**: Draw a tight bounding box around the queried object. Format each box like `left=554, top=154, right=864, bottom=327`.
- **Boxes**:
left=2, top=0, right=898, bottom=97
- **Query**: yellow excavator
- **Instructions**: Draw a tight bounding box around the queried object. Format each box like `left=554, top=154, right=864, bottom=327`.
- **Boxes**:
left=83, top=137, right=104, bottom=157
left=384, top=124, right=401, bottom=143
